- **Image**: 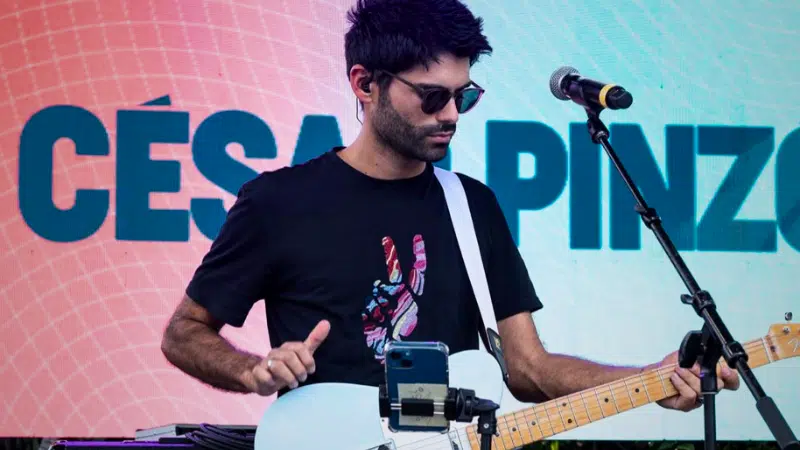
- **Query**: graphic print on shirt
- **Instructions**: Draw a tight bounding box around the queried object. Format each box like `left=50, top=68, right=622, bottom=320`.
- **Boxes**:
left=362, top=235, right=426, bottom=361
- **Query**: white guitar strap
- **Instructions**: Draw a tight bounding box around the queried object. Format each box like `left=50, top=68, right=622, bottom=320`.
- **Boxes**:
left=433, top=167, right=509, bottom=383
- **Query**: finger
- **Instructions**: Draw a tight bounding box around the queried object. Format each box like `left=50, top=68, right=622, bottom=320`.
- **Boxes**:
left=266, top=357, right=299, bottom=389
left=305, top=320, right=331, bottom=353
left=689, top=364, right=721, bottom=390
left=409, top=235, right=426, bottom=295
left=282, top=342, right=316, bottom=374
left=251, top=365, right=276, bottom=396
left=381, top=236, right=403, bottom=283
left=720, top=366, right=740, bottom=390
left=275, top=349, right=309, bottom=383
left=670, top=372, right=698, bottom=411
left=677, top=367, right=702, bottom=395
left=689, top=363, right=702, bottom=378
left=691, top=365, right=727, bottom=392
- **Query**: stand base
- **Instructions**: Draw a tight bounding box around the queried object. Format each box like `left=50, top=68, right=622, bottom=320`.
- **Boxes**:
left=757, top=397, right=800, bottom=450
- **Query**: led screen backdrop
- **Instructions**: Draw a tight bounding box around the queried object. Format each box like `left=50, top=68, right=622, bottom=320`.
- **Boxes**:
left=1, top=0, right=798, bottom=442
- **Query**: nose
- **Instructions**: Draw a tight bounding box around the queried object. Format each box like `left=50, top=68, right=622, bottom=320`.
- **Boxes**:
left=434, top=96, right=459, bottom=124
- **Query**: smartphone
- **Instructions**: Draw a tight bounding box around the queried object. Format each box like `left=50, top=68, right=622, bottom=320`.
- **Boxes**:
left=383, top=341, right=450, bottom=433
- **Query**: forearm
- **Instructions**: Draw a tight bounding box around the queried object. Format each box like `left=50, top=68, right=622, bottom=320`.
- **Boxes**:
left=161, top=319, right=262, bottom=393
left=512, top=352, right=648, bottom=402
left=537, top=353, right=645, bottom=398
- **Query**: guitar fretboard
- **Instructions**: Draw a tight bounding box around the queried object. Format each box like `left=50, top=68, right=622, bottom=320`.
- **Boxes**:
left=459, top=335, right=773, bottom=450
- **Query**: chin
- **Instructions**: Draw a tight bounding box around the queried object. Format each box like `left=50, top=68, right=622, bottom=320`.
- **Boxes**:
left=417, top=144, right=449, bottom=163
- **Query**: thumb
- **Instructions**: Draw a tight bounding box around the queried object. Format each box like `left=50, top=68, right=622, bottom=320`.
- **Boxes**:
left=305, top=320, right=330, bottom=353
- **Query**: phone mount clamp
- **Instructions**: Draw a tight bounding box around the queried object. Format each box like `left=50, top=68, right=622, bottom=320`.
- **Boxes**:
left=379, top=385, right=499, bottom=450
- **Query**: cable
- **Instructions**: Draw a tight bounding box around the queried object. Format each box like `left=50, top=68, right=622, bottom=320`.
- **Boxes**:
left=183, top=424, right=254, bottom=450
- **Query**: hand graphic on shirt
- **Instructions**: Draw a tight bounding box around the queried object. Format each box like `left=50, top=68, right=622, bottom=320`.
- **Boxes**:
left=362, top=235, right=426, bottom=360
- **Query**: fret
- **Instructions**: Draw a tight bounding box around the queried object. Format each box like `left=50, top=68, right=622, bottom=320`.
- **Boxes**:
left=594, top=385, right=618, bottom=416
left=537, top=403, right=558, bottom=437
left=610, top=381, right=633, bottom=411
left=592, top=386, right=610, bottom=417
left=664, top=369, right=680, bottom=397
left=752, top=344, right=770, bottom=368
left=637, top=373, right=654, bottom=402
left=553, top=401, right=568, bottom=431
left=548, top=401, right=568, bottom=434
left=512, top=411, right=533, bottom=445
left=524, top=408, right=545, bottom=440
left=531, top=404, right=554, bottom=437
left=583, top=390, right=604, bottom=421
left=624, top=375, right=650, bottom=407
left=657, top=367, right=670, bottom=397
left=556, top=398, right=578, bottom=430
left=567, top=397, right=583, bottom=426
left=500, top=415, right=520, bottom=449
left=466, top=425, right=507, bottom=450
left=641, top=371, right=662, bottom=401
left=493, top=430, right=507, bottom=450
left=621, top=377, right=637, bottom=408
left=761, top=337, right=774, bottom=363
left=514, top=411, right=534, bottom=445
left=578, top=391, right=596, bottom=423
left=568, top=395, right=591, bottom=426
left=469, top=335, right=780, bottom=450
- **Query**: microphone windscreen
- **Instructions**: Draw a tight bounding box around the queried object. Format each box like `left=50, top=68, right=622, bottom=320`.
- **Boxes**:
left=549, top=66, right=579, bottom=101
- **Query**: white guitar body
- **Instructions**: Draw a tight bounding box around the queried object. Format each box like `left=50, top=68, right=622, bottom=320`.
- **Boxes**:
left=254, top=349, right=507, bottom=450
left=252, top=323, right=799, bottom=450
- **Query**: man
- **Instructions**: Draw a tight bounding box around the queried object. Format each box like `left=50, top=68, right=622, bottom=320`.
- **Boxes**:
left=161, top=0, right=738, bottom=414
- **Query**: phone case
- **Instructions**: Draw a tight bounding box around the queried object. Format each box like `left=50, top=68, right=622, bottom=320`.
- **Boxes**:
left=383, top=341, right=450, bottom=433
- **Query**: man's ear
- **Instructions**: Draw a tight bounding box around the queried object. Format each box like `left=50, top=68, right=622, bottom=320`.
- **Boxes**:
left=349, top=64, right=374, bottom=105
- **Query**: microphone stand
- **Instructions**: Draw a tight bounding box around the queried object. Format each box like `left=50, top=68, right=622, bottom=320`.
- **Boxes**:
left=581, top=103, right=798, bottom=450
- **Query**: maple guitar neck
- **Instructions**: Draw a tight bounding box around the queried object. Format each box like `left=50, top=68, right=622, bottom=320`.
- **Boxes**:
left=460, top=330, right=794, bottom=450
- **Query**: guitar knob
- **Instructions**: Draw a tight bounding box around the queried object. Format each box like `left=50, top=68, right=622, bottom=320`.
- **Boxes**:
left=786, top=312, right=793, bottom=321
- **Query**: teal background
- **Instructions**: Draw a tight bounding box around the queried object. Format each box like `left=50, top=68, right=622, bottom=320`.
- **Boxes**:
left=431, top=0, right=800, bottom=441
left=2, top=0, right=798, bottom=441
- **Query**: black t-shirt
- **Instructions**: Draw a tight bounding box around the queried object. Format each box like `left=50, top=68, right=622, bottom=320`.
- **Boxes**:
left=185, top=147, right=542, bottom=392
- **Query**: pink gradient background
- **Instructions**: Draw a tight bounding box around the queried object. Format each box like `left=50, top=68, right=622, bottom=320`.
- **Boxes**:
left=0, top=0, right=358, bottom=437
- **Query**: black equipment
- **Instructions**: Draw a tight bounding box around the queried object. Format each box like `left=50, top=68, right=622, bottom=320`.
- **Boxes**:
left=378, top=384, right=499, bottom=450
left=549, top=66, right=798, bottom=450
left=47, top=424, right=256, bottom=450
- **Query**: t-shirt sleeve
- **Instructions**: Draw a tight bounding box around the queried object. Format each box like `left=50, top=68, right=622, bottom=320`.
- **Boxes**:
left=480, top=188, right=543, bottom=321
left=185, top=179, right=273, bottom=327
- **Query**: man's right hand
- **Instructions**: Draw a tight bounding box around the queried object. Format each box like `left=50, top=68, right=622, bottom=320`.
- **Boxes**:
left=246, top=320, right=331, bottom=396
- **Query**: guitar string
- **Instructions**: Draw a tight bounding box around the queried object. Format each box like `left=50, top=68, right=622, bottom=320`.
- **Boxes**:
left=401, top=359, right=750, bottom=450
left=399, top=337, right=776, bottom=450
left=392, top=363, right=684, bottom=450
left=473, top=339, right=774, bottom=450
left=390, top=336, right=780, bottom=450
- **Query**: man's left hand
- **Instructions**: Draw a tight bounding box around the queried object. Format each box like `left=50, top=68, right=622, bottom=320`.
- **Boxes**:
left=654, top=351, right=740, bottom=412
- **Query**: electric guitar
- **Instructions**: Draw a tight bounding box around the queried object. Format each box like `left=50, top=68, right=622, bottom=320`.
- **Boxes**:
left=253, top=322, right=799, bottom=450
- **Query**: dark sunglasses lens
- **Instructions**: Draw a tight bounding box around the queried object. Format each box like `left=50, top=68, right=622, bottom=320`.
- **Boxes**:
left=421, top=89, right=452, bottom=114
left=456, top=89, right=482, bottom=113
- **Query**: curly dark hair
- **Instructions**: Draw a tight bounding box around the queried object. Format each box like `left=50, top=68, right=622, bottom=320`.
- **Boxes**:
left=344, top=0, right=493, bottom=87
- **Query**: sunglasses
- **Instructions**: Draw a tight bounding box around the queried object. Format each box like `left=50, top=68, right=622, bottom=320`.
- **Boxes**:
left=377, top=71, right=485, bottom=115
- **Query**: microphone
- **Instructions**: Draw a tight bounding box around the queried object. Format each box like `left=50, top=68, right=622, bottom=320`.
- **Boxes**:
left=549, top=66, right=633, bottom=110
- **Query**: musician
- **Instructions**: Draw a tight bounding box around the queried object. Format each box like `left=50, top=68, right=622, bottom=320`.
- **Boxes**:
left=161, top=0, right=739, bottom=412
